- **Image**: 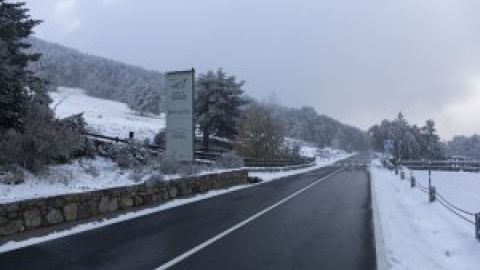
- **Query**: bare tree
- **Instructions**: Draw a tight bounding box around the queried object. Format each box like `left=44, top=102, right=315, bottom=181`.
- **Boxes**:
left=235, top=103, right=285, bottom=160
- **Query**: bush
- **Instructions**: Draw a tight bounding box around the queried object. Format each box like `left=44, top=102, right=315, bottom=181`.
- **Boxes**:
left=144, top=173, right=164, bottom=186
left=114, top=143, right=149, bottom=169
left=0, top=105, right=87, bottom=172
left=213, top=151, right=244, bottom=169
left=158, top=157, right=203, bottom=176
left=153, top=129, right=165, bottom=147
left=0, top=165, right=25, bottom=185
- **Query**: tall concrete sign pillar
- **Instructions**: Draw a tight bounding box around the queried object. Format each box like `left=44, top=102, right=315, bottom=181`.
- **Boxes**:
left=165, top=69, right=195, bottom=162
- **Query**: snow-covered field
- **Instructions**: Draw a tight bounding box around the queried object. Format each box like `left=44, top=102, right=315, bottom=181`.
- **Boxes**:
left=51, top=87, right=164, bottom=141
left=371, top=160, right=480, bottom=270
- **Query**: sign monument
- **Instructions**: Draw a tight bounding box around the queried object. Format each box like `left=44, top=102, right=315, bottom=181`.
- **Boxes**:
left=165, top=69, right=195, bottom=162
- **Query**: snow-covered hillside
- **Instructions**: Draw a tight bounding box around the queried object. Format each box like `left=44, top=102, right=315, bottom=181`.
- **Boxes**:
left=50, top=87, right=165, bottom=141
left=371, top=161, right=480, bottom=270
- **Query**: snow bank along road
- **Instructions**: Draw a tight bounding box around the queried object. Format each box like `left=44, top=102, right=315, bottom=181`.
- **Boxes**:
left=0, top=154, right=375, bottom=270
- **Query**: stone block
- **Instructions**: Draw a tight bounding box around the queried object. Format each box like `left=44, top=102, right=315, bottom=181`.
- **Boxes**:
left=168, top=186, right=178, bottom=199
left=46, top=208, right=64, bottom=224
left=108, top=198, right=118, bottom=213
left=98, top=196, right=110, bottom=214
left=0, top=215, right=8, bottom=226
left=120, top=195, right=134, bottom=208
left=0, top=220, right=23, bottom=235
left=23, top=208, right=42, bottom=228
left=77, top=201, right=97, bottom=219
left=63, top=203, right=78, bottom=221
left=134, top=195, right=144, bottom=207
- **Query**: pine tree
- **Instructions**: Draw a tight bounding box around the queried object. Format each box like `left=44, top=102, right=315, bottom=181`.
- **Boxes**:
left=195, top=68, right=248, bottom=150
left=0, top=0, right=46, bottom=131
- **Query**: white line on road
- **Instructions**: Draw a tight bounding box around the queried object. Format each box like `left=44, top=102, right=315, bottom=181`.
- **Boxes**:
left=154, top=167, right=346, bottom=270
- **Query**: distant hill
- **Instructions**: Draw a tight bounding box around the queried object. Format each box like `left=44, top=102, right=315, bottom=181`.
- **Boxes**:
left=27, top=37, right=165, bottom=114
left=271, top=105, right=370, bottom=152
left=27, top=38, right=368, bottom=151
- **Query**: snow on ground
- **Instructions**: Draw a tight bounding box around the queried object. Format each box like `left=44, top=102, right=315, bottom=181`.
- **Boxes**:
left=0, top=157, right=148, bottom=204
left=51, top=87, right=164, bottom=141
left=411, top=170, right=480, bottom=214
left=371, top=160, right=480, bottom=270
left=0, top=149, right=353, bottom=253
left=250, top=151, right=354, bottom=182
left=0, top=149, right=352, bottom=204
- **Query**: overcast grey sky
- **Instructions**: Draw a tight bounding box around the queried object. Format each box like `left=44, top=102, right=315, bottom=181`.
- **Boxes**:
left=22, top=0, right=480, bottom=140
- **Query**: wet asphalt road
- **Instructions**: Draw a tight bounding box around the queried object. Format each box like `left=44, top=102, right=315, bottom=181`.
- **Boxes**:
left=0, top=154, right=375, bottom=270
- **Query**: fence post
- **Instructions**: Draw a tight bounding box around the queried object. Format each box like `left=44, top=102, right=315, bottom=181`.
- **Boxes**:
left=395, top=165, right=399, bottom=175
left=476, top=213, right=480, bottom=241
left=400, top=170, right=405, bottom=180
left=411, top=176, right=416, bottom=188
left=429, top=186, right=436, bottom=203
left=129, top=131, right=134, bottom=140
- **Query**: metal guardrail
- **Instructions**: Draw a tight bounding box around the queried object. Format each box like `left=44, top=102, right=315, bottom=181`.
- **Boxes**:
left=244, top=157, right=315, bottom=168
left=398, top=160, right=480, bottom=172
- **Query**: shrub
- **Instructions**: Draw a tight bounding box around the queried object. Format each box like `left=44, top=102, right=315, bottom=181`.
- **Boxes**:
left=153, top=129, right=165, bottom=147
left=158, top=157, right=203, bottom=176
left=213, top=151, right=244, bottom=169
left=0, top=105, right=87, bottom=172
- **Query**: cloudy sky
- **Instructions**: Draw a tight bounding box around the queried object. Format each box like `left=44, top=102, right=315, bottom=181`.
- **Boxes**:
left=21, top=0, right=480, bottom=140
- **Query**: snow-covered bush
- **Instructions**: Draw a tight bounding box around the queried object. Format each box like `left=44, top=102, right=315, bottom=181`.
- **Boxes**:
left=213, top=151, right=244, bottom=169
left=159, top=158, right=183, bottom=175
left=0, top=165, right=25, bottom=185
left=158, top=157, right=204, bottom=176
left=114, top=143, right=148, bottom=169
left=0, top=105, right=87, bottom=173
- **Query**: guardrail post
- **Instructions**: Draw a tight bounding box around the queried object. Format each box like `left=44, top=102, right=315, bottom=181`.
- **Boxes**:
left=429, top=186, right=436, bottom=203
left=476, top=213, right=480, bottom=241
left=410, top=176, right=416, bottom=188
left=395, top=165, right=399, bottom=175
left=400, top=170, right=405, bottom=180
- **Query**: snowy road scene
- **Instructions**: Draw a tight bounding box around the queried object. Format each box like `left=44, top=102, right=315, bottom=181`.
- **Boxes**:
left=2, top=1, right=480, bottom=269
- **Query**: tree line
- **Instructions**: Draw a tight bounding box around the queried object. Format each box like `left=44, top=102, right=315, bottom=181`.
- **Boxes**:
left=369, top=113, right=446, bottom=160
left=27, top=37, right=165, bottom=115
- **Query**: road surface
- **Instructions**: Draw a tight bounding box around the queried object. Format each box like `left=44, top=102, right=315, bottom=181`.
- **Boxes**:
left=0, top=154, right=375, bottom=270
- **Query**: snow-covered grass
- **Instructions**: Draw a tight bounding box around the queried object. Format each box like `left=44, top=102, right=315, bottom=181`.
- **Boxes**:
left=51, top=87, right=164, bottom=141
left=0, top=148, right=352, bottom=204
left=411, top=170, right=480, bottom=214
left=0, top=148, right=353, bottom=254
left=371, top=160, right=480, bottom=270
left=0, top=157, right=178, bottom=204
left=250, top=151, right=354, bottom=182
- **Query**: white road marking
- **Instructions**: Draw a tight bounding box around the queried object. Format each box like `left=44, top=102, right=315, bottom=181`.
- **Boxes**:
left=154, top=167, right=346, bottom=270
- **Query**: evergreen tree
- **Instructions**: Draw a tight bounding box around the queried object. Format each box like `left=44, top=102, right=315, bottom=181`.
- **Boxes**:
left=0, top=0, right=46, bottom=131
left=421, top=119, right=445, bottom=159
left=195, top=68, right=248, bottom=150
left=368, top=114, right=446, bottom=160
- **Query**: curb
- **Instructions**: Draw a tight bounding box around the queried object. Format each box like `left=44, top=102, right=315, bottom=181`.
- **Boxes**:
left=369, top=166, right=389, bottom=270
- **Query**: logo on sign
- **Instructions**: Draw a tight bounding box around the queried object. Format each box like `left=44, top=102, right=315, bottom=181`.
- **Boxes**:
left=169, top=78, right=188, bottom=100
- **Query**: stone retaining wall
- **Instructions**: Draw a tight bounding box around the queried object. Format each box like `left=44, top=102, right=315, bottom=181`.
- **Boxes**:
left=0, top=170, right=248, bottom=237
